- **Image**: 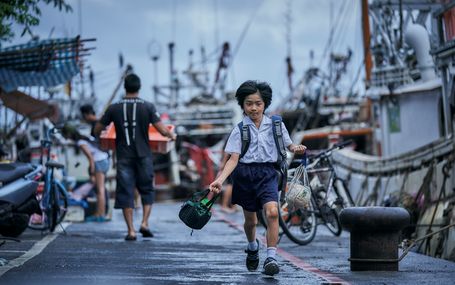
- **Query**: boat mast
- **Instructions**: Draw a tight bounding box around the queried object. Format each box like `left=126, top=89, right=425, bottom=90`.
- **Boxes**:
left=361, top=0, right=372, bottom=84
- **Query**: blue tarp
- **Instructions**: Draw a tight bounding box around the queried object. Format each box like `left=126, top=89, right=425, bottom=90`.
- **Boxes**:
left=0, top=37, right=83, bottom=92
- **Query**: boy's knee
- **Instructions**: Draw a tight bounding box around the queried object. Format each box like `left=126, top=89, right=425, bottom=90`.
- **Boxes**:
left=266, top=207, right=279, bottom=220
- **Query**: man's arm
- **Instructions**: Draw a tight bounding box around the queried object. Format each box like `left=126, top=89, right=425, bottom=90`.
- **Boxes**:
left=93, top=121, right=106, bottom=138
left=153, top=121, right=176, bottom=141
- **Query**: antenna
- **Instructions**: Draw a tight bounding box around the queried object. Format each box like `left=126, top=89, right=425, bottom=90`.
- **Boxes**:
left=285, top=0, right=294, bottom=92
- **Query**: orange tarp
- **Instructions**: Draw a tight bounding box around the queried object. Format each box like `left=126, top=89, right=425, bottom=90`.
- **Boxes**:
left=100, top=123, right=175, bottom=154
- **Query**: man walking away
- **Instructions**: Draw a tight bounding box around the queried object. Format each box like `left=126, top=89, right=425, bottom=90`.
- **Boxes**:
left=94, top=73, right=176, bottom=241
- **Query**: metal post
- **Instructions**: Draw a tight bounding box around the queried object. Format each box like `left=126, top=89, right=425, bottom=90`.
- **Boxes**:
left=168, top=42, right=176, bottom=109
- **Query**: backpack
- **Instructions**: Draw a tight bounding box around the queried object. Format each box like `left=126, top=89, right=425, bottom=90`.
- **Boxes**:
left=238, top=115, right=288, bottom=192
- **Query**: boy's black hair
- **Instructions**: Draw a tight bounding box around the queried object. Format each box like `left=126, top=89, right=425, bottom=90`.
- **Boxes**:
left=235, top=80, right=272, bottom=110
left=80, top=104, right=95, bottom=115
left=124, top=73, right=141, bottom=93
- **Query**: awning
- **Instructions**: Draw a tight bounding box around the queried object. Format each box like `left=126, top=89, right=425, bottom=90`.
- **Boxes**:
left=0, top=36, right=95, bottom=92
left=0, top=88, right=59, bottom=121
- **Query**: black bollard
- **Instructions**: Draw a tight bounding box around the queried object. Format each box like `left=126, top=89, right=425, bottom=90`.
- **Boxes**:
left=340, top=207, right=410, bottom=271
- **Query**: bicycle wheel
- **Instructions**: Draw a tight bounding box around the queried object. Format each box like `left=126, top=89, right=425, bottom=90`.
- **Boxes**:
left=280, top=196, right=317, bottom=245
left=319, top=203, right=342, bottom=236
left=332, top=178, right=355, bottom=210
left=49, top=182, right=68, bottom=232
left=315, top=188, right=342, bottom=236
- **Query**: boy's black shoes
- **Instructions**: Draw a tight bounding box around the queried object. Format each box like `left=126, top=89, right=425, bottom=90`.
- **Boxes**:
left=245, top=239, right=260, bottom=271
left=262, top=257, right=280, bottom=276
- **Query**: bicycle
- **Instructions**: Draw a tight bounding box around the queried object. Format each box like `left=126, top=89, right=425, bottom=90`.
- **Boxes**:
left=28, top=127, right=69, bottom=233
left=258, top=140, right=355, bottom=245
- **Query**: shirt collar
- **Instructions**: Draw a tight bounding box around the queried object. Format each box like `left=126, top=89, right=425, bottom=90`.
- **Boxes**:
left=242, top=114, right=272, bottom=126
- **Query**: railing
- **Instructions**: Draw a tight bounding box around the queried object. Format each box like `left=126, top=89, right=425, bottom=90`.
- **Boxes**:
left=370, top=65, right=413, bottom=89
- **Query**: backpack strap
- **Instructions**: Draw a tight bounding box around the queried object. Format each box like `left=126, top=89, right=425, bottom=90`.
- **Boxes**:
left=238, top=121, right=250, bottom=159
left=271, top=115, right=287, bottom=163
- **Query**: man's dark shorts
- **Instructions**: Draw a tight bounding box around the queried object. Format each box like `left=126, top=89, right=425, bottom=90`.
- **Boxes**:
left=231, top=162, right=278, bottom=212
left=115, top=156, right=155, bottom=209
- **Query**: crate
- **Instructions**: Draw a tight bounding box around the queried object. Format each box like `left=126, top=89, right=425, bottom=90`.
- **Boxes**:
left=99, top=123, right=175, bottom=154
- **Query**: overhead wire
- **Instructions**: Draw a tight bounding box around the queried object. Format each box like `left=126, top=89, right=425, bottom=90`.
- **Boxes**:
left=227, top=0, right=265, bottom=70
left=331, top=1, right=354, bottom=54
left=318, top=1, right=349, bottom=68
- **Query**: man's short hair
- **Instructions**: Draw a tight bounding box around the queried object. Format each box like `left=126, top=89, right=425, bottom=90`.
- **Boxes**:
left=124, top=73, right=141, bottom=93
left=80, top=104, right=95, bottom=115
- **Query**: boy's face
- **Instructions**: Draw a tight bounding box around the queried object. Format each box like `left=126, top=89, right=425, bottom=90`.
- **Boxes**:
left=243, top=92, right=265, bottom=121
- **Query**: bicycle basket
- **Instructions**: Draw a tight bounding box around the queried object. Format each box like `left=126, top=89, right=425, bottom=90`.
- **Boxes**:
left=179, top=189, right=219, bottom=230
left=286, top=165, right=311, bottom=210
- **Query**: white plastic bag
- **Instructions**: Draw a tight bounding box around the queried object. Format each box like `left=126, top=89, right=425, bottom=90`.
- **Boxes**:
left=285, top=165, right=311, bottom=210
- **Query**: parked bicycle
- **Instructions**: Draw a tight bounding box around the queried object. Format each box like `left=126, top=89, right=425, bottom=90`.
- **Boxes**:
left=258, top=140, right=355, bottom=245
left=28, top=127, right=69, bottom=233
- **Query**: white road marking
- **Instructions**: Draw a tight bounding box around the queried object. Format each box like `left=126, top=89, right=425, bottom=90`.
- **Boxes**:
left=0, top=222, right=70, bottom=277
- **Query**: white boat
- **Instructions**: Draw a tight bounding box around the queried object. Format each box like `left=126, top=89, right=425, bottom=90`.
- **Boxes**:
left=328, top=0, right=455, bottom=261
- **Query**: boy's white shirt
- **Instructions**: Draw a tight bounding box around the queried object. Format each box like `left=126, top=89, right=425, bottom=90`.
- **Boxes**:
left=224, top=115, right=292, bottom=164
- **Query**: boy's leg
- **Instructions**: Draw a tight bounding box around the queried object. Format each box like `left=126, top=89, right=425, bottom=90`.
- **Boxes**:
left=243, top=210, right=257, bottom=242
left=263, top=201, right=279, bottom=247
left=262, top=201, right=280, bottom=276
left=243, top=210, right=259, bottom=271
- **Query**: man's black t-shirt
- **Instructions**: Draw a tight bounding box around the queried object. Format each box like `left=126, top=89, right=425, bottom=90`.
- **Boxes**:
left=100, top=97, right=160, bottom=158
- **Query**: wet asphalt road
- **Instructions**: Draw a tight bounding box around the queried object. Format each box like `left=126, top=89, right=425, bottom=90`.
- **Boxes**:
left=0, top=202, right=454, bottom=285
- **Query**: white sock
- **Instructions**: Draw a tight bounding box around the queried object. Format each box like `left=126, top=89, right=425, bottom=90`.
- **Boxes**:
left=267, top=247, right=277, bottom=259
left=247, top=240, right=258, bottom=251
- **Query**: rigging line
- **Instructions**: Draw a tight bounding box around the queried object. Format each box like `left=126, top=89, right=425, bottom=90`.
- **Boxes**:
left=331, top=0, right=355, bottom=53
left=318, top=0, right=349, bottom=67
left=227, top=0, right=265, bottom=70
left=328, top=0, right=352, bottom=56
left=326, top=0, right=350, bottom=52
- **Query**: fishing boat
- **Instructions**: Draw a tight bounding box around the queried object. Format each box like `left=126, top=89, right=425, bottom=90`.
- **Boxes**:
left=148, top=42, right=242, bottom=198
left=324, top=0, right=455, bottom=261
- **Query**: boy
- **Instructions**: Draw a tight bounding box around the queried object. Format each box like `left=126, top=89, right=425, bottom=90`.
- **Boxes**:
left=209, top=80, right=306, bottom=276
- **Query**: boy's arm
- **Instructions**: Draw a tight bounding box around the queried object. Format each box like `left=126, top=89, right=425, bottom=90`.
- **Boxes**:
left=217, top=152, right=231, bottom=176
left=210, top=153, right=239, bottom=193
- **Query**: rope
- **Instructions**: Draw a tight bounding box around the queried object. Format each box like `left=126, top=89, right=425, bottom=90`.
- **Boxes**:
left=423, top=159, right=452, bottom=255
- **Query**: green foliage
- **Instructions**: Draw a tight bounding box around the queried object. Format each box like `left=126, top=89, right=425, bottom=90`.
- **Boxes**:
left=0, top=0, right=72, bottom=43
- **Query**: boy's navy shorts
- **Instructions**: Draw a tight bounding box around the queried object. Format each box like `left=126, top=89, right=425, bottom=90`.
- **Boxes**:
left=231, top=162, right=279, bottom=212
left=114, top=156, right=155, bottom=209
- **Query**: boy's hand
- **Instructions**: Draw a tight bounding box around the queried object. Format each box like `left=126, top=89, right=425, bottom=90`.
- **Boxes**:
left=291, top=144, right=307, bottom=154
left=209, top=180, right=222, bottom=194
